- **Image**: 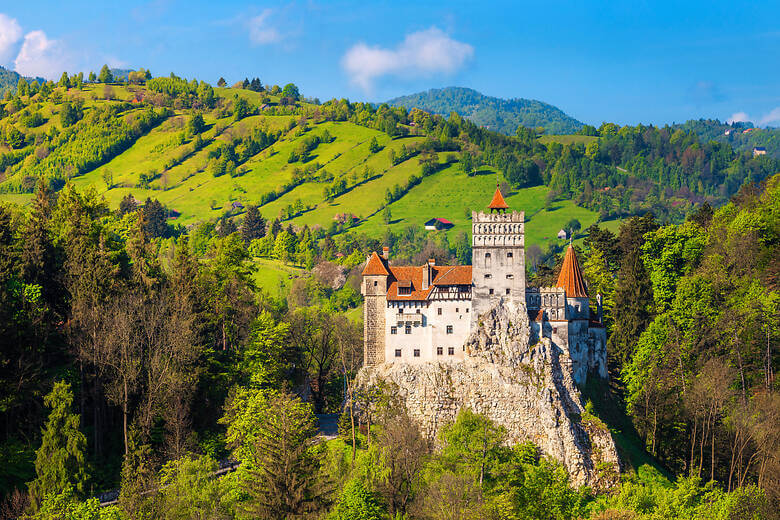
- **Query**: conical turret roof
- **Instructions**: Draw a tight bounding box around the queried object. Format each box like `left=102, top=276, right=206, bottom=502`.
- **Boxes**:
left=362, top=251, right=389, bottom=276
left=488, top=186, right=509, bottom=211
left=556, top=245, right=588, bottom=297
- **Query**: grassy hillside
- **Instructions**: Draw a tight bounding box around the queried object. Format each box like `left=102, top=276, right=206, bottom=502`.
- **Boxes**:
left=387, top=86, right=583, bottom=135
left=0, top=81, right=603, bottom=252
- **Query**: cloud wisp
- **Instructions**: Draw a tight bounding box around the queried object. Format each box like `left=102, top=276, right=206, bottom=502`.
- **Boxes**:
left=728, top=108, right=780, bottom=126
left=0, top=13, right=23, bottom=67
left=342, top=27, right=474, bottom=91
left=249, top=9, right=282, bottom=45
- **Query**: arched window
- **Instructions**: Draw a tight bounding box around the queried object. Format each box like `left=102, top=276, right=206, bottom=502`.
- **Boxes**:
left=485, top=252, right=491, bottom=268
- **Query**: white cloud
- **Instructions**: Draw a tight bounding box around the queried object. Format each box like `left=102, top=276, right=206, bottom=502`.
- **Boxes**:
left=249, top=9, right=281, bottom=45
left=14, top=30, right=71, bottom=79
left=0, top=14, right=23, bottom=67
left=342, top=27, right=474, bottom=91
left=759, top=107, right=780, bottom=126
left=727, top=108, right=780, bottom=127
left=727, top=111, right=750, bottom=124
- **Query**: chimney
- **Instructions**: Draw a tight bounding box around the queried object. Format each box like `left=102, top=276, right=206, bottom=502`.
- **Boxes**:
left=422, top=258, right=435, bottom=290
left=382, top=247, right=389, bottom=260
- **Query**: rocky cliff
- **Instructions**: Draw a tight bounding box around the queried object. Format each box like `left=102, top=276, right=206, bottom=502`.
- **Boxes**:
left=355, top=299, right=621, bottom=490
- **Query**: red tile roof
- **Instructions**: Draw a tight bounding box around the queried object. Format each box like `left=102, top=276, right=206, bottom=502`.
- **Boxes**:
left=488, top=186, right=509, bottom=210
left=362, top=252, right=390, bottom=276
left=434, top=217, right=453, bottom=225
left=556, top=245, right=588, bottom=298
left=386, top=265, right=472, bottom=301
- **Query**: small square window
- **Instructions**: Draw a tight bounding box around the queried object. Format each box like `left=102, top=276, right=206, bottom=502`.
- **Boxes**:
left=437, top=347, right=443, bottom=355
left=405, top=326, right=412, bottom=334
left=395, top=349, right=402, bottom=357
left=390, top=326, right=397, bottom=335
left=553, top=327, right=558, bottom=334
left=413, top=349, right=420, bottom=357
left=373, top=280, right=378, bottom=286
left=484, top=274, right=491, bottom=279
left=506, top=288, right=511, bottom=295
left=437, top=307, right=442, bottom=315
left=485, top=253, right=491, bottom=259
left=506, top=274, right=513, bottom=279
left=416, top=308, right=420, bottom=313
left=456, top=307, right=459, bottom=313
left=448, top=347, right=455, bottom=355
left=446, top=325, right=453, bottom=334
left=466, top=308, right=469, bottom=313
left=489, top=289, right=494, bottom=295
left=507, top=252, right=513, bottom=258
left=398, top=308, right=403, bottom=314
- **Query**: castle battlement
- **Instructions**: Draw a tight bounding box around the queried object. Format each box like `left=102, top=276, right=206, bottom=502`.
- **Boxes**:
left=361, top=185, right=607, bottom=385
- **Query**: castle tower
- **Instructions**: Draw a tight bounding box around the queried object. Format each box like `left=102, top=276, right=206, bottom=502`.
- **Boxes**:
left=556, top=244, right=589, bottom=325
left=361, top=248, right=389, bottom=365
left=471, top=186, right=526, bottom=327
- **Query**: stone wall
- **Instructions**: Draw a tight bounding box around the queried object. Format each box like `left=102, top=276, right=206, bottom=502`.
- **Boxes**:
left=355, top=299, right=620, bottom=489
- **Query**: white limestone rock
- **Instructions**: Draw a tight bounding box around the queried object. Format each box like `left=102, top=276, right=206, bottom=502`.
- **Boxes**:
left=355, top=299, right=620, bottom=490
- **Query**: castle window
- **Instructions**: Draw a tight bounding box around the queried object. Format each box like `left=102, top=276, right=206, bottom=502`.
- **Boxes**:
left=395, top=349, right=401, bottom=357
left=390, top=326, right=397, bottom=334
left=437, top=347, right=443, bottom=355
left=506, top=288, right=511, bottom=295
left=437, top=308, right=442, bottom=315
left=373, top=281, right=378, bottom=286
left=506, top=274, right=513, bottom=279
left=507, top=252, right=513, bottom=258
left=416, top=309, right=420, bottom=314
left=489, top=289, right=494, bottom=295
left=485, top=252, right=491, bottom=267
left=484, top=274, right=491, bottom=279
left=456, top=308, right=459, bottom=313
left=466, top=308, right=469, bottom=313
left=413, top=349, right=420, bottom=357
left=398, top=286, right=411, bottom=295
left=405, top=326, right=411, bottom=334
left=448, top=347, right=455, bottom=355
left=398, top=308, right=403, bottom=314
left=446, top=325, right=453, bottom=334
left=553, top=327, right=558, bottom=334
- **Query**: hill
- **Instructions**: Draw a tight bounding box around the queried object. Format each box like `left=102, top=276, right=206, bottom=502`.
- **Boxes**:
left=0, top=66, right=46, bottom=94
left=0, top=76, right=775, bottom=261
left=675, top=118, right=780, bottom=158
left=386, top=86, right=583, bottom=135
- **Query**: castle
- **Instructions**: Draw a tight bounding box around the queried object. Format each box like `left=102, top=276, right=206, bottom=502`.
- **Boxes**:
left=361, top=186, right=608, bottom=384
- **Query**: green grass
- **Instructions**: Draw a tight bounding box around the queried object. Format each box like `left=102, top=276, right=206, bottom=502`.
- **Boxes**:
left=251, top=258, right=305, bottom=298
left=538, top=135, right=597, bottom=146
left=0, top=84, right=619, bottom=249
left=353, top=164, right=605, bottom=250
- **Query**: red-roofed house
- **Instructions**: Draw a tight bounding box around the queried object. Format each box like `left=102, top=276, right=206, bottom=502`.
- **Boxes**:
left=424, top=217, right=454, bottom=230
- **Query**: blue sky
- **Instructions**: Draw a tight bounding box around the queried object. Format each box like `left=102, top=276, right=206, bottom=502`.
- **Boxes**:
left=1, top=1, right=778, bottom=127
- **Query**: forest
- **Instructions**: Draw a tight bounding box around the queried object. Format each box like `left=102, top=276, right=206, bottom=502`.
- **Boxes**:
left=0, top=69, right=778, bottom=519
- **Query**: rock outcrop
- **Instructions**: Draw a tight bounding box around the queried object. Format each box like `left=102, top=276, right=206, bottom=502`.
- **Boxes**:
left=355, top=299, right=620, bottom=490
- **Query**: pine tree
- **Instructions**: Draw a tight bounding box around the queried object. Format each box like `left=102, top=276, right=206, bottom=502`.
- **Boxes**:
left=21, top=182, right=63, bottom=318
left=241, top=205, right=266, bottom=243
left=270, top=218, right=282, bottom=237
left=217, top=77, right=227, bottom=87
left=27, top=382, right=89, bottom=510
left=608, top=215, right=659, bottom=365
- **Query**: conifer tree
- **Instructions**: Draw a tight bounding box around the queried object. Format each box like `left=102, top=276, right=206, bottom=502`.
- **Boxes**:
left=27, top=382, right=89, bottom=510
left=217, top=77, right=226, bottom=87
left=241, top=205, right=266, bottom=243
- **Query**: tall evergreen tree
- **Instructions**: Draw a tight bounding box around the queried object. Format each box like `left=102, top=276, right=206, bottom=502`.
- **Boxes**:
left=27, top=382, right=89, bottom=510
left=241, top=205, right=266, bottom=243
left=608, top=214, right=659, bottom=366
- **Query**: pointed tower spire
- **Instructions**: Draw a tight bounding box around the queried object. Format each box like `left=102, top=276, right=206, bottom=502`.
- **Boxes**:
left=556, top=245, right=588, bottom=297
left=488, top=183, right=509, bottom=213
